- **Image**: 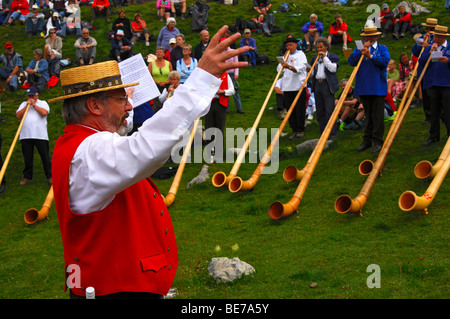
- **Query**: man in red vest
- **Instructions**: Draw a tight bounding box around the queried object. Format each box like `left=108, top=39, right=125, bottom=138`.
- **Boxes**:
left=48, top=26, right=248, bottom=299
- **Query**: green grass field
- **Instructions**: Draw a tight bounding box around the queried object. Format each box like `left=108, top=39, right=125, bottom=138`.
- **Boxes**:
left=0, top=0, right=449, bottom=299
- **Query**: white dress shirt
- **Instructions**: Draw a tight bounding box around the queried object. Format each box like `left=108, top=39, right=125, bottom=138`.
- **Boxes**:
left=69, top=67, right=221, bottom=214
left=277, top=50, right=307, bottom=91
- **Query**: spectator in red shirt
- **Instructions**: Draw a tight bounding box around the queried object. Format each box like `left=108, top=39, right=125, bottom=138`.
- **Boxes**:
left=131, top=13, right=150, bottom=47
left=4, top=0, right=29, bottom=26
left=393, top=5, right=412, bottom=39
left=90, top=0, right=110, bottom=24
left=378, top=3, right=394, bottom=39
left=328, top=14, right=351, bottom=50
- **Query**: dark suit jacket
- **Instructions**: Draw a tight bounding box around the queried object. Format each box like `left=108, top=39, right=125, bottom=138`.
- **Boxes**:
left=309, top=52, right=339, bottom=94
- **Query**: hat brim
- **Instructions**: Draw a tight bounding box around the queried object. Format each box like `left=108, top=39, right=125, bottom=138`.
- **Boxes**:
left=360, top=31, right=382, bottom=36
left=431, top=31, right=450, bottom=36
left=421, top=23, right=437, bottom=27
left=48, top=82, right=138, bottom=103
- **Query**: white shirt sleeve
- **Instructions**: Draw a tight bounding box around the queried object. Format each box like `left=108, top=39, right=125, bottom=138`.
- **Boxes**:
left=69, top=67, right=221, bottom=214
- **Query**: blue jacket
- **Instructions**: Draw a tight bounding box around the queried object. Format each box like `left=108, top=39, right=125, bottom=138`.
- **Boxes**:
left=26, top=58, right=49, bottom=82
left=411, top=34, right=434, bottom=78
left=419, top=43, right=450, bottom=90
left=301, top=21, right=324, bottom=35
left=348, top=43, right=390, bottom=96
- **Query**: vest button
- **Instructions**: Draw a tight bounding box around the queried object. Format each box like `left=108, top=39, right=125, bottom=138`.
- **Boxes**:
left=160, top=210, right=164, bottom=216
left=165, top=228, right=169, bottom=234
left=167, top=247, right=170, bottom=252
left=153, top=192, right=157, bottom=198
left=169, top=265, right=172, bottom=270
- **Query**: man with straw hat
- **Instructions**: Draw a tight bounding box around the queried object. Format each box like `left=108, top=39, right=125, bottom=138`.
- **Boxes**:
left=419, top=25, right=450, bottom=147
left=348, top=26, right=390, bottom=154
left=411, top=18, right=438, bottom=125
left=49, top=26, right=249, bottom=299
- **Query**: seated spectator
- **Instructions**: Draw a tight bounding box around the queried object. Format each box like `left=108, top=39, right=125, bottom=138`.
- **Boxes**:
left=0, top=42, right=23, bottom=92
left=25, top=48, right=49, bottom=93
left=391, top=52, right=413, bottom=99
left=26, top=4, right=45, bottom=38
left=335, top=78, right=365, bottom=131
left=157, top=0, right=171, bottom=21
left=164, top=37, right=176, bottom=61
left=157, top=17, right=179, bottom=51
left=239, top=29, right=257, bottom=66
left=378, top=3, right=394, bottom=39
left=170, top=33, right=186, bottom=69
left=328, top=14, right=351, bottom=50
left=301, top=13, right=323, bottom=52
left=112, top=9, right=132, bottom=41
left=45, top=12, right=63, bottom=38
left=253, top=0, right=271, bottom=15
left=0, top=0, right=12, bottom=25
left=109, top=29, right=134, bottom=62
left=252, top=13, right=275, bottom=37
left=131, top=13, right=150, bottom=46
left=44, top=28, right=63, bottom=61
left=176, top=43, right=197, bottom=84
left=149, top=46, right=172, bottom=92
left=74, top=28, right=97, bottom=65
left=171, top=0, right=186, bottom=20
left=158, top=70, right=181, bottom=104
left=194, top=30, right=209, bottom=61
left=4, top=0, right=29, bottom=26
left=52, top=0, right=67, bottom=18
left=279, top=33, right=301, bottom=56
left=393, top=4, right=412, bottom=39
left=90, top=0, right=110, bottom=24
left=60, top=0, right=82, bottom=38
left=386, top=59, right=399, bottom=97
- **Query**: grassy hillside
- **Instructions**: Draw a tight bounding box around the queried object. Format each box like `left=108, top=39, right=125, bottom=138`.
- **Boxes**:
left=0, top=0, right=449, bottom=299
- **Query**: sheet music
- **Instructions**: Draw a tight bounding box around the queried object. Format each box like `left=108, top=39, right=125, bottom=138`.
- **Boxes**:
left=431, top=50, right=443, bottom=62
left=118, top=53, right=160, bottom=107
left=355, top=40, right=364, bottom=50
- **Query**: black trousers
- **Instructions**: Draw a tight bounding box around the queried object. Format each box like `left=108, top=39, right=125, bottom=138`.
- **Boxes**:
left=427, top=86, right=450, bottom=140
left=20, top=139, right=52, bottom=180
left=360, top=95, right=385, bottom=146
left=204, top=99, right=228, bottom=143
left=284, top=89, right=306, bottom=133
left=314, top=80, right=337, bottom=137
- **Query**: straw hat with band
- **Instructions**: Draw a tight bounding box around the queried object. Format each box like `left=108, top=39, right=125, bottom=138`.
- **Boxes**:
left=431, top=25, right=450, bottom=37
left=422, top=18, right=438, bottom=28
left=360, top=26, right=381, bottom=37
left=48, top=61, right=138, bottom=103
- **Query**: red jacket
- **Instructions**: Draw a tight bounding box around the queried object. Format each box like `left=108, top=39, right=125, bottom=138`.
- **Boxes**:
left=329, top=22, right=351, bottom=42
left=395, top=12, right=412, bottom=26
left=52, top=124, right=178, bottom=297
left=10, top=0, right=30, bottom=15
left=92, top=0, right=110, bottom=8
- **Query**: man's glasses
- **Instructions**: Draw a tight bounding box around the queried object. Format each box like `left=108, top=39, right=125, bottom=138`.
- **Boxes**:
left=105, top=95, right=129, bottom=106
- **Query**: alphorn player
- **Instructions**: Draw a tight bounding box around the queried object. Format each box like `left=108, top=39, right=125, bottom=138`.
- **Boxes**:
left=48, top=26, right=249, bottom=299
left=348, top=26, right=390, bottom=154
left=419, top=25, right=450, bottom=147
left=411, top=18, right=438, bottom=125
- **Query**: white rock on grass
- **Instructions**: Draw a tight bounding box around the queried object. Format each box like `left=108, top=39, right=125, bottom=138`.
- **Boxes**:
left=208, top=257, right=255, bottom=283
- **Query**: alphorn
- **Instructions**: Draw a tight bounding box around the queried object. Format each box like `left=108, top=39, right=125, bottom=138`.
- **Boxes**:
left=164, top=117, right=200, bottom=207
left=414, top=137, right=450, bottom=179
left=269, top=55, right=364, bottom=220
left=212, top=51, right=290, bottom=188
left=24, top=186, right=53, bottom=224
left=399, top=144, right=450, bottom=214
left=0, top=103, right=31, bottom=185
left=334, top=53, right=433, bottom=216
left=228, top=55, right=320, bottom=193
left=358, top=38, right=428, bottom=176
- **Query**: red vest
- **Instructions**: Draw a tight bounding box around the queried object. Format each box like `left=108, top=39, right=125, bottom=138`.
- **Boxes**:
left=217, top=72, right=229, bottom=107
left=52, top=124, right=178, bottom=297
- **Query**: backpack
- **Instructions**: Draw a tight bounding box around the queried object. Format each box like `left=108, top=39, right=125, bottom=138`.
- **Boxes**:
left=256, top=54, right=270, bottom=65
left=279, top=3, right=290, bottom=13
left=48, top=58, right=61, bottom=77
